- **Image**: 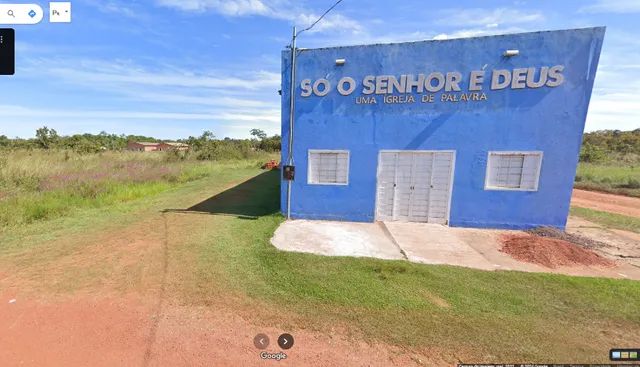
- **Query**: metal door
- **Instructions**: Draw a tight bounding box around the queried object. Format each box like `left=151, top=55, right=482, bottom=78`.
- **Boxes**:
left=376, top=151, right=454, bottom=224
left=375, top=152, right=397, bottom=221
left=407, top=152, right=433, bottom=222
left=392, top=152, right=414, bottom=221
left=427, top=152, right=454, bottom=224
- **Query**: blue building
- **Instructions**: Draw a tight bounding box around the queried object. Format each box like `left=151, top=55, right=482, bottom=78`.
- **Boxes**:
left=280, top=27, right=605, bottom=230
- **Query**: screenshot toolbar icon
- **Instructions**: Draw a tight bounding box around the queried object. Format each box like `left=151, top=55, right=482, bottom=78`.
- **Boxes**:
left=49, top=2, right=71, bottom=23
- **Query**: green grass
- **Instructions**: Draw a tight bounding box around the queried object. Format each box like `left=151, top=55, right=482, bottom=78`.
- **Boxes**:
left=0, top=160, right=272, bottom=256
left=575, top=162, right=640, bottom=197
left=2, top=164, right=639, bottom=363
left=0, top=149, right=273, bottom=228
left=170, top=170, right=640, bottom=362
left=0, top=181, right=171, bottom=226
left=571, top=206, right=640, bottom=234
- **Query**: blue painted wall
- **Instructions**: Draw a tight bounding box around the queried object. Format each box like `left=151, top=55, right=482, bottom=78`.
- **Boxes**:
left=281, top=28, right=605, bottom=229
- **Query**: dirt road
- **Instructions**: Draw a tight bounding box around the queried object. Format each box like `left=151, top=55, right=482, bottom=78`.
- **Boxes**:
left=0, top=291, right=431, bottom=367
left=571, top=189, right=640, bottom=218
left=0, top=171, right=439, bottom=367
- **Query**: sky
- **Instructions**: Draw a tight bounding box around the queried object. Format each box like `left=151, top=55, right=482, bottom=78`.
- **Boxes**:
left=0, top=0, right=639, bottom=139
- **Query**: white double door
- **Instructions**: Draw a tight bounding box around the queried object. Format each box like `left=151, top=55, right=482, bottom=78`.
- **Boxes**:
left=376, top=151, right=455, bottom=224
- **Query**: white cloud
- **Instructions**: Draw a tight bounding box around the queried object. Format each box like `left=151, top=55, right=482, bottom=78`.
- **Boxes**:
left=296, top=12, right=363, bottom=34
left=155, top=0, right=271, bottom=15
left=5, top=56, right=283, bottom=138
left=586, top=61, right=640, bottom=131
left=297, top=30, right=435, bottom=49
left=155, top=0, right=363, bottom=34
left=433, top=26, right=524, bottom=41
left=0, top=104, right=280, bottom=139
left=21, top=58, right=280, bottom=91
left=19, top=58, right=281, bottom=97
left=586, top=93, right=640, bottom=131
left=437, top=8, right=544, bottom=27
left=99, top=2, right=137, bottom=17
left=84, top=0, right=140, bottom=18
left=0, top=104, right=279, bottom=122
left=130, top=93, right=275, bottom=108
left=580, top=0, right=640, bottom=14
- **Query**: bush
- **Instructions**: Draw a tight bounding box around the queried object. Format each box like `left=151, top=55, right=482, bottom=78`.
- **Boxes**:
left=164, top=149, right=190, bottom=162
left=624, top=178, right=640, bottom=189
left=195, top=140, right=258, bottom=161
left=579, top=144, right=606, bottom=163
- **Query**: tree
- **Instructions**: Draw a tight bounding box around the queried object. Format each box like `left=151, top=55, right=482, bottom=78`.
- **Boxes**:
left=250, top=129, right=267, bottom=140
left=259, top=135, right=281, bottom=152
left=579, top=143, right=606, bottom=163
left=201, top=130, right=216, bottom=141
left=186, top=130, right=217, bottom=155
left=35, top=126, right=59, bottom=149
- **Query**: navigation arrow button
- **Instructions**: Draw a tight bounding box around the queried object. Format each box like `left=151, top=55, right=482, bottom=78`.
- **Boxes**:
left=253, top=333, right=269, bottom=350
left=277, top=333, right=294, bottom=350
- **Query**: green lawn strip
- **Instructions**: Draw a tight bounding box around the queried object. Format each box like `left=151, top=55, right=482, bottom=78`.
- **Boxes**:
left=575, top=163, right=640, bottom=197
left=574, top=183, right=640, bottom=198
left=183, top=170, right=640, bottom=361
left=571, top=206, right=640, bottom=234
left=199, top=215, right=640, bottom=361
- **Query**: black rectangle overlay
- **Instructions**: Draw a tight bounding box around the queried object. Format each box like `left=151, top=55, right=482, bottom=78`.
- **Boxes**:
left=0, top=28, right=15, bottom=75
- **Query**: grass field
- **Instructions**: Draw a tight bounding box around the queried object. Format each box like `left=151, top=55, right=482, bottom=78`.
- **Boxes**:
left=0, top=149, right=272, bottom=228
left=575, top=162, right=640, bottom=197
left=2, top=159, right=638, bottom=363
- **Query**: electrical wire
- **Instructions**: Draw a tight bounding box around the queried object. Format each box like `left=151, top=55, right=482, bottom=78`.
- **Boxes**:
left=296, top=0, right=345, bottom=37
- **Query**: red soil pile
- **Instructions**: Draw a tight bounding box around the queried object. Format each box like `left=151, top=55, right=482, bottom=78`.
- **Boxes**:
left=500, top=234, right=616, bottom=269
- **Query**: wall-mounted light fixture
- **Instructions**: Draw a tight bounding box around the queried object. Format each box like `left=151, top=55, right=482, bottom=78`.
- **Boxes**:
left=503, top=49, right=520, bottom=57
left=335, top=58, right=346, bottom=66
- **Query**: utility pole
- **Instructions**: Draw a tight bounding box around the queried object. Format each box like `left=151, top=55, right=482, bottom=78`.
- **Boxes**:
left=285, top=26, right=297, bottom=219
left=283, top=0, right=345, bottom=220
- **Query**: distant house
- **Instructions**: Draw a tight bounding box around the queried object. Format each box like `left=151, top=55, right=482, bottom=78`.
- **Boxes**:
left=127, top=141, right=189, bottom=152
left=158, top=142, right=190, bottom=151
left=127, top=141, right=161, bottom=152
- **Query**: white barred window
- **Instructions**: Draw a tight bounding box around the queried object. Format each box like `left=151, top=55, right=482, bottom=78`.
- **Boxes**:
left=485, top=151, right=543, bottom=191
left=308, top=150, right=349, bottom=185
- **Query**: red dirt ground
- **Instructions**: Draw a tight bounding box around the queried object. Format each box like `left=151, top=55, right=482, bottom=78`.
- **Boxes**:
left=0, top=292, right=444, bottom=367
left=0, top=212, right=445, bottom=367
left=571, top=189, right=640, bottom=218
left=499, top=234, right=616, bottom=269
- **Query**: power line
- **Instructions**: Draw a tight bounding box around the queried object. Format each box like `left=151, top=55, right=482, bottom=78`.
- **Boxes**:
left=297, top=0, right=345, bottom=37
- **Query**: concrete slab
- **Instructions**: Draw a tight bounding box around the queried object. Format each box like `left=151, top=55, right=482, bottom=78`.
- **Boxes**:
left=271, top=220, right=404, bottom=260
left=382, top=222, right=496, bottom=270
left=567, top=216, right=640, bottom=267
left=565, top=216, right=640, bottom=279
left=386, top=222, right=640, bottom=279
left=270, top=219, right=640, bottom=280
